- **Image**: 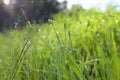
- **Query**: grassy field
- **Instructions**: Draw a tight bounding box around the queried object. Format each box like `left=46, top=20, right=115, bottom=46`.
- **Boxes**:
left=0, top=7, right=120, bottom=80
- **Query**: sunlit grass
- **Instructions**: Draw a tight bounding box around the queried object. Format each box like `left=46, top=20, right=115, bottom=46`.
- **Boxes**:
left=0, top=7, right=120, bottom=80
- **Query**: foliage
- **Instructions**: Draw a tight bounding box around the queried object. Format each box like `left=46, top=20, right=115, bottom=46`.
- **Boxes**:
left=0, top=0, right=67, bottom=31
left=0, top=7, right=120, bottom=80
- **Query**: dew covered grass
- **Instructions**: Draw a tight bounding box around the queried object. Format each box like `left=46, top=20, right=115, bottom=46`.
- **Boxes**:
left=0, top=7, right=120, bottom=80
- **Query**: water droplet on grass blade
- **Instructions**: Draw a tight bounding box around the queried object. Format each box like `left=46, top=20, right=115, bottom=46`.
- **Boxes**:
left=14, top=22, right=18, bottom=28
left=27, top=21, right=31, bottom=24
left=39, top=40, right=44, bottom=45
left=48, top=19, right=52, bottom=23
left=38, top=29, right=41, bottom=32
left=42, top=35, right=46, bottom=38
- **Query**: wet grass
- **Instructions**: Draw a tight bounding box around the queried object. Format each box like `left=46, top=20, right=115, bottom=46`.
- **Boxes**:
left=0, top=8, right=120, bottom=80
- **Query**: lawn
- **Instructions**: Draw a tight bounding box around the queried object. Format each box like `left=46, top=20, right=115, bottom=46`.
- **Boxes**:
left=0, top=7, right=120, bottom=80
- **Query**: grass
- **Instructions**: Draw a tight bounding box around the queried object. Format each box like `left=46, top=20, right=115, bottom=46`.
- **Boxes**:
left=0, top=7, right=120, bottom=80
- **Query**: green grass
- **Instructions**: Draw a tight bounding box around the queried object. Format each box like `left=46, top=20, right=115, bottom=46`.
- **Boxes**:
left=0, top=7, right=120, bottom=80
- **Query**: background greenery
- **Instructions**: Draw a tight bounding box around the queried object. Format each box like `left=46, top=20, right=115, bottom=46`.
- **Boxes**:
left=0, top=0, right=67, bottom=31
left=0, top=6, right=120, bottom=80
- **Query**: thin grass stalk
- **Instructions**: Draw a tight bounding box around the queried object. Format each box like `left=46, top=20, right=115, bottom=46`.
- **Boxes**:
left=7, top=48, right=18, bottom=77
left=53, top=26, right=63, bottom=49
left=8, top=38, right=31, bottom=80
left=68, top=29, right=73, bottom=52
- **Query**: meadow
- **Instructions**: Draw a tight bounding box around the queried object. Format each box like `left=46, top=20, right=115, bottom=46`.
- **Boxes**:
left=0, top=7, right=120, bottom=80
